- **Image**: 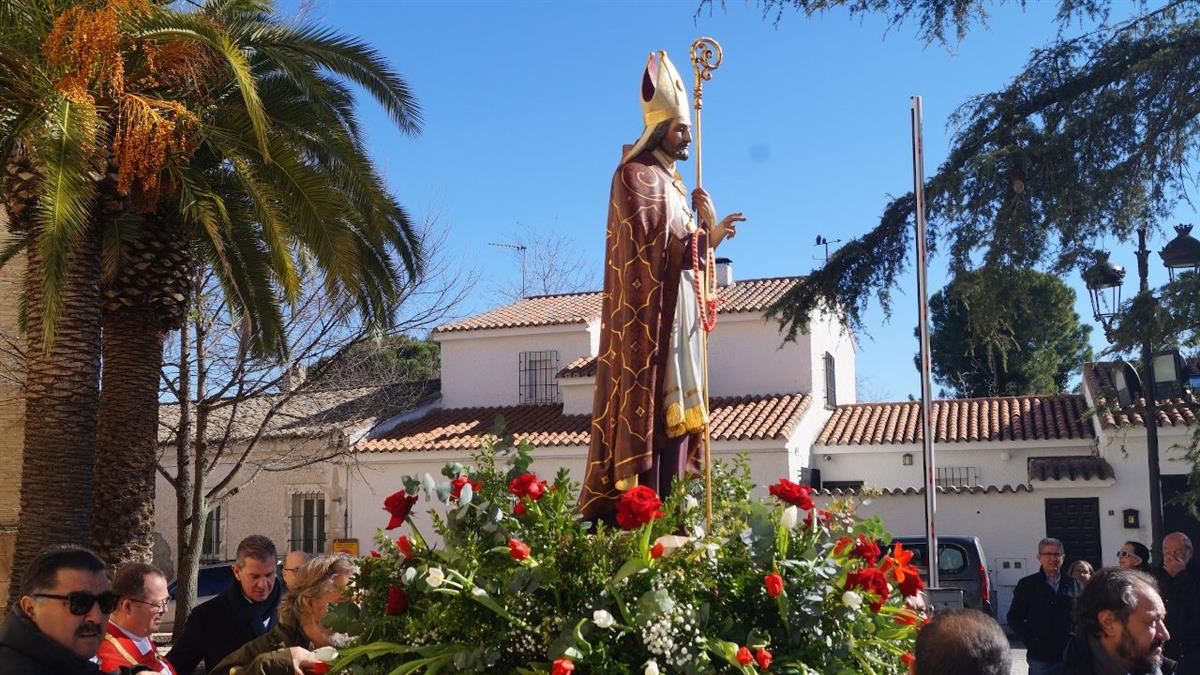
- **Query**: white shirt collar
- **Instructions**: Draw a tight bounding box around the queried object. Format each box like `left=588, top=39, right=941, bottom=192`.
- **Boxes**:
left=110, top=620, right=153, bottom=655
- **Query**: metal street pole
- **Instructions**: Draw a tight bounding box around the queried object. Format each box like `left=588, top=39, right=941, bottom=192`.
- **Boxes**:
left=1135, top=226, right=1165, bottom=564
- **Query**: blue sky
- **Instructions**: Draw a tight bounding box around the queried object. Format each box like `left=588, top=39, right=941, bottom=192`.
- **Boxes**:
left=287, top=0, right=1182, bottom=402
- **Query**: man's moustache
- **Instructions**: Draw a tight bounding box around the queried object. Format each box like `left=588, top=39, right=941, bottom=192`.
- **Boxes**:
left=76, top=622, right=103, bottom=638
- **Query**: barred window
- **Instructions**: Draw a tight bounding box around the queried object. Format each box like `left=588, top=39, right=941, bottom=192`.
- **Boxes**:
left=519, top=350, right=561, bottom=404
left=200, top=506, right=222, bottom=563
left=936, top=466, right=978, bottom=488
left=289, top=493, right=327, bottom=554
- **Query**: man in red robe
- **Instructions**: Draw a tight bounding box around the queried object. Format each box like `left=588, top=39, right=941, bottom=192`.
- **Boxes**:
left=97, top=563, right=176, bottom=675
left=579, top=50, right=744, bottom=521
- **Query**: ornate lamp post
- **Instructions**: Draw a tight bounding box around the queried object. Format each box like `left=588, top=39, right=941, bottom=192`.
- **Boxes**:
left=1083, top=224, right=1200, bottom=563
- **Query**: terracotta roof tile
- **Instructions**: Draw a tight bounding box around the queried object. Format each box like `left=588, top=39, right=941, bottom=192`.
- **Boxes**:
left=816, top=484, right=1033, bottom=497
left=434, top=276, right=802, bottom=334
left=359, top=392, right=811, bottom=453
left=1083, top=361, right=1199, bottom=428
left=816, top=395, right=1093, bottom=446
left=1028, top=455, right=1115, bottom=481
left=557, top=356, right=597, bottom=379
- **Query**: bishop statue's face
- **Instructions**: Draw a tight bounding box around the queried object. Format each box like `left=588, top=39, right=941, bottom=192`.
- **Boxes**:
left=660, top=121, right=691, bottom=161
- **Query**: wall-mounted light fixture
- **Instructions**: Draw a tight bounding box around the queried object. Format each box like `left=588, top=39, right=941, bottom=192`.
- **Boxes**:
left=823, top=454, right=832, bottom=462
left=902, top=453, right=913, bottom=466
left=1124, top=508, right=1140, bottom=529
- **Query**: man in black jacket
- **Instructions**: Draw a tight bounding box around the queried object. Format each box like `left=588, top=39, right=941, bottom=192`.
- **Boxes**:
left=1061, top=567, right=1175, bottom=675
left=166, top=535, right=282, bottom=675
left=0, top=545, right=127, bottom=675
left=1159, top=533, right=1200, bottom=673
left=1008, top=537, right=1081, bottom=674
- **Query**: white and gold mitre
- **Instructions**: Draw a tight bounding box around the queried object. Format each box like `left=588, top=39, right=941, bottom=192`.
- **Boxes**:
left=622, top=50, right=692, bottom=164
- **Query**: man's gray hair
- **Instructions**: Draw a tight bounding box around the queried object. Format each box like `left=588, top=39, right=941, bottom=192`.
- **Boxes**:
left=1038, top=537, right=1064, bottom=553
left=281, top=554, right=357, bottom=623
left=235, top=534, right=278, bottom=567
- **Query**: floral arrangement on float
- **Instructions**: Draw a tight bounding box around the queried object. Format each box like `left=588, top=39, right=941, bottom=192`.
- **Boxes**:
left=325, top=423, right=922, bottom=674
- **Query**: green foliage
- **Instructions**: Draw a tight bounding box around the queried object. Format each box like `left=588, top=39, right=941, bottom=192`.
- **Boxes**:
left=765, top=2, right=1200, bottom=349
left=333, top=430, right=919, bottom=673
left=922, top=266, right=1092, bottom=397
left=311, top=334, right=440, bottom=387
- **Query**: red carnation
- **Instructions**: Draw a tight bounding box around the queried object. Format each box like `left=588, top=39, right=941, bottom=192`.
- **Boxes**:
left=764, top=572, right=784, bottom=598
left=450, top=475, right=481, bottom=500
left=845, top=568, right=891, bottom=612
left=508, top=538, right=531, bottom=561
left=615, top=485, right=664, bottom=530
left=386, top=586, right=409, bottom=615
left=551, top=658, right=575, bottom=675
left=768, top=478, right=813, bottom=510
left=397, top=535, right=413, bottom=559
left=383, top=490, right=419, bottom=530
left=736, top=646, right=753, bottom=666
left=513, top=501, right=527, bottom=516
left=369, top=549, right=380, bottom=558
left=852, top=534, right=882, bottom=565
left=756, top=648, right=772, bottom=670
left=651, top=542, right=664, bottom=559
left=508, top=473, right=547, bottom=501
left=902, top=653, right=916, bottom=668
left=899, top=571, right=925, bottom=598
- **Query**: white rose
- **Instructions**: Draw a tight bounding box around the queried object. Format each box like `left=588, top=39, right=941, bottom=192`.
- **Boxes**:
left=683, top=495, right=699, bottom=512
left=842, top=590, right=863, bottom=609
left=426, top=567, right=445, bottom=588
left=471, top=587, right=487, bottom=598
left=593, top=609, right=615, bottom=629
left=780, top=505, right=799, bottom=529
left=644, top=660, right=661, bottom=675
left=314, top=646, right=339, bottom=663
left=403, top=567, right=416, bottom=584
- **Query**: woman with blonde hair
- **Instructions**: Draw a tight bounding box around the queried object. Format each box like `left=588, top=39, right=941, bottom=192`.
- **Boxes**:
left=211, top=554, right=356, bottom=675
left=1067, top=559, right=1093, bottom=585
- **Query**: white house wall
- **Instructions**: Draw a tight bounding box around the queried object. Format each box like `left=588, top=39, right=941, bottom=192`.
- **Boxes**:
left=706, top=315, right=811, bottom=398
left=436, top=326, right=593, bottom=408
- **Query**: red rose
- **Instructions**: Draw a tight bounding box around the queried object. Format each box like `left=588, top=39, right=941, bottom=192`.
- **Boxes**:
left=450, top=475, right=481, bottom=500
left=369, top=549, right=380, bottom=558
left=386, top=586, right=408, bottom=615
left=756, top=648, right=772, bottom=670
left=764, top=572, right=784, bottom=598
left=736, top=646, right=753, bottom=666
left=509, top=538, right=531, bottom=561
left=902, top=653, right=916, bottom=667
left=551, top=658, right=574, bottom=675
left=397, top=535, right=413, bottom=559
left=508, top=473, right=547, bottom=501
left=514, top=501, right=527, bottom=516
left=650, top=542, right=664, bottom=559
left=899, top=571, right=924, bottom=598
left=834, top=536, right=853, bottom=555
left=852, top=534, right=881, bottom=566
left=845, top=568, right=891, bottom=612
left=768, top=478, right=813, bottom=509
left=383, top=490, right=419, bottom=530
left=615, top=485, right=664, bottom=530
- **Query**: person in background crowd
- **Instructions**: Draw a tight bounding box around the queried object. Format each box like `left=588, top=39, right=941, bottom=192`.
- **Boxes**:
left=908, top=607, right=1011, bottom=675
left=282, top=551, right=310, bottom=589
left=0, top=545, right=119, bottom=674
left=1008, top=537, right=1081, bottom=675
left=97, top=563, right=176, bottom=674
left=167, top=535, right=282, bottom=675
left=1061, top=567, right=1175, bottom=674
left=210, top=555, right=356, bottom=675
left=1121, top=541, right=1155, bottom=573
left=1159, top=533, right=1200, bottom=673
left=1072, top=560, right=1096, bottom=585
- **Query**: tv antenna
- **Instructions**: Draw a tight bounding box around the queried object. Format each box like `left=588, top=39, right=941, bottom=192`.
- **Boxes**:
left=489, top=241, right=528, bottom=298
left=814, top=235, right=842, bottom=263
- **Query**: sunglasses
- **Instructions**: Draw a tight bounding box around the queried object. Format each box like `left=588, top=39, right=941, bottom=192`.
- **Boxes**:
left=1117, top=550, right=1141, bottom=560
left=31, top=591, right=120, bottom=616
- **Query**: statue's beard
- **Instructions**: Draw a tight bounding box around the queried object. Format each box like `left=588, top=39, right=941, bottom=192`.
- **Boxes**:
left=668, top=145, right=689, bottom=161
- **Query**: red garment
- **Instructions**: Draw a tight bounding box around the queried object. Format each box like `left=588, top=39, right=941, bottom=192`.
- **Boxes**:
left=97, top=623, right=177, bottom=675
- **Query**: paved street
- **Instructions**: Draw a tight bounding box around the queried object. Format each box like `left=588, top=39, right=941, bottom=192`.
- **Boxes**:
left=1010, top=639, right=1028, bottom=674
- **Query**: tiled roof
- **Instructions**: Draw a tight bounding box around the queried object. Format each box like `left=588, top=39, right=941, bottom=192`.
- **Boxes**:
left=816, top=484, right=1033, bottom=496
left=816, top=395, right=1093, bottom=446
left=1028, top=455, right=1115, bottom=482
left=434, top=276, right=802, bottom=334
left=558, top=356, right=597, bottom=379
left=358, top=392, right=811, bottom=453
left=159, top=380, right=438, bottom=444
left=1083, top=361, right=1199, bottom=428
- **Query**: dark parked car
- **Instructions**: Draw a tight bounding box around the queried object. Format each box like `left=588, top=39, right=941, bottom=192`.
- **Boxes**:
left=161, top=562, right=235, bottom=633
left=888, top=535, right=995, bottom=616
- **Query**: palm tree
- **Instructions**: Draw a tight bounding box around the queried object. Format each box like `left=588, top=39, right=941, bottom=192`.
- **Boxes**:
left=0, top=0, right=422, bottom=590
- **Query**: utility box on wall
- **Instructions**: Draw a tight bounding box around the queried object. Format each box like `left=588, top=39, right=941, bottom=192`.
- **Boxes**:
left=995, top=558, right=1029, bottom=587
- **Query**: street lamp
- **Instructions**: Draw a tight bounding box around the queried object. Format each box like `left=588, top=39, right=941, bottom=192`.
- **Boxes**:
left=1083, top=224, right=1200, bottom=564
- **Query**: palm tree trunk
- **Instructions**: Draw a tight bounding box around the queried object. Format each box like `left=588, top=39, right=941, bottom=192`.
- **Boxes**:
left=8, top=225, right=102, bottom=598
left=92, top=305, right=164, bottom=564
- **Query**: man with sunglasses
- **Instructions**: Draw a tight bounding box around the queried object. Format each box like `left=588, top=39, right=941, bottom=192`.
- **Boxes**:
left=0, top=544, right=119, bottom=674
left=97, top=563, right=176, bottom=674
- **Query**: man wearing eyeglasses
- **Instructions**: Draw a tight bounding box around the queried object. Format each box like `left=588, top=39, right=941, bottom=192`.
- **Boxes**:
left=0, top=544, right=118, bottom=674
left=97, top=563, right=176, bottom=674
left=1008, top=537, right=1082, bottom=675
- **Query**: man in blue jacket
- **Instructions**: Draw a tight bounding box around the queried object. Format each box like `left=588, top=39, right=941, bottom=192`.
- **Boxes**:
left=167, top=535, right=281, bottom=675
left=1008, top=537, right=1082, bottom=674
